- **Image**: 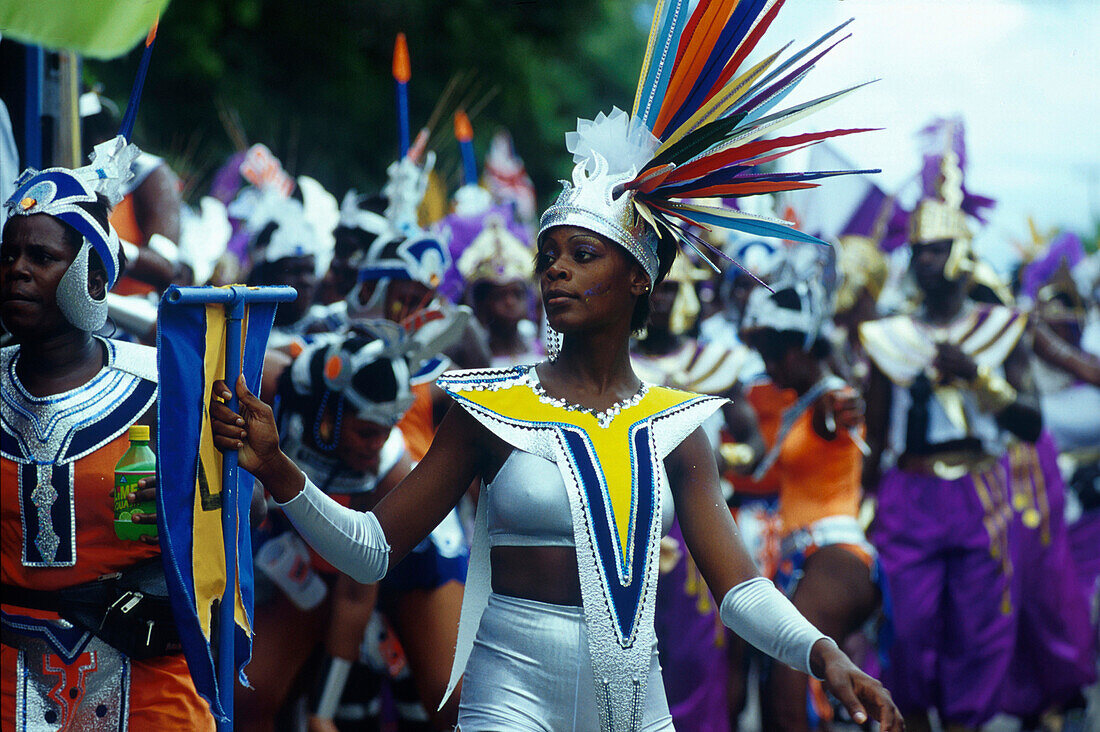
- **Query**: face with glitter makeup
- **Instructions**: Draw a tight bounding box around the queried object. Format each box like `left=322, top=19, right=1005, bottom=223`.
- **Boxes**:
left=0, top=214, right=105, bottom=340
left=536, top=225, right=649, bottom=334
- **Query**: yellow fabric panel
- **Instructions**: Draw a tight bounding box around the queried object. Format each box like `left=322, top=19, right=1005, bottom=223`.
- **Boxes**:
left=192, top=304, right=226, bottom=640
left=457, top=384, right=697, bottom=564
left=192, top=303, right=252, bottom=639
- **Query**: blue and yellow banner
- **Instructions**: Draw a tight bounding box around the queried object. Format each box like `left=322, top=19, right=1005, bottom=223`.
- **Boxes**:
left=156, top=295, right=276, bottom=722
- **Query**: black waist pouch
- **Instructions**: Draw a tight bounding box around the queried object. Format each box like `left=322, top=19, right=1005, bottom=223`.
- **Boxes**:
left=4, top=559, right=182, bottom=660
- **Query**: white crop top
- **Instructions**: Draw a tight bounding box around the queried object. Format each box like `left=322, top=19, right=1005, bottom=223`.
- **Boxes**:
left=486, top=448, right=675, bottom=547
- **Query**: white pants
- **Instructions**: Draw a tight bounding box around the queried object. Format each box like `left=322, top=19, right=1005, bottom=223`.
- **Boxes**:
left=457, top=593, right=674, bottom=731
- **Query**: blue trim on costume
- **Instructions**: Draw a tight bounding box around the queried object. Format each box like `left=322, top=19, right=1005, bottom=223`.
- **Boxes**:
left=53, top=209, right=118, bottom=286
left=1, top=426, right=17, bottom=458
left=1, top=355, right=152, bottom=465
left=358, top=265, right=412, bottom=282
left=1, top=611, right=94, bottom=664
left=63, top=379, right=156, bottom=462
left=405, top=235, right=447, bottom=262
left=10, top=169, right=90, bottom=204
left=19, top=461, right=75, bottom=566
left=440, top=379, right=720, bottom=645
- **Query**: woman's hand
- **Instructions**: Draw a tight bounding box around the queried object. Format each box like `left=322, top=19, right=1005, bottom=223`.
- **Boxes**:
left=210, top=375, right=304, bottom=502
left=820, top=387, right=864, bottom=433
left=129, top=475, right=159, bottom=545
left=812, top=639, right=903, bottom=731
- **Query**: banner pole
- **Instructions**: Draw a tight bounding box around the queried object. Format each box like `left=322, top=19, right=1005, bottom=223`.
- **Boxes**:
left=217, top=287, right=245, bottom=731
left=163, top=285, right=296, bottom=730
left=24, top=46, right=43, bottom=169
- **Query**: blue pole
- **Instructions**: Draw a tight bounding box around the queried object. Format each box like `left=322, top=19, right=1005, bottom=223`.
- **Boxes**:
left=24, top=46, right=43, bottom=169
left=166, top=285, right=299, bottom=306
left=165, top=286, right=297, bottom=732
left=460, top=139, right=478, bottom=187
left=216, top=293, right=244, bottom=732
left=217, top=295, right=244, bottom=729
left=396, top=81, right=410, bottom=159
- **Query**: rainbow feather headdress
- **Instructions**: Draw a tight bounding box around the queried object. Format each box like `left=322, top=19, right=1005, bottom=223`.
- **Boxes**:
left=539, top=0, right=878, bottom=282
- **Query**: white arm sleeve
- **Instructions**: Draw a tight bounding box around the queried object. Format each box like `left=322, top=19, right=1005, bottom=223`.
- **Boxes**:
left=719, top=576, right=829, bottom=679
left=275, top=478, right=390, bottom=584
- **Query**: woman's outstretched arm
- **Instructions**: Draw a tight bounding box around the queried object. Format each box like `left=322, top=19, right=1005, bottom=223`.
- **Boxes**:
left=667, top=427, right=903, bottom=732
left=210, top=375, right=482, bottom=572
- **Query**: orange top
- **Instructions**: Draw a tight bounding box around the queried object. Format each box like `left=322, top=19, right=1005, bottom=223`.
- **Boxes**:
left=776, top=407, right=863, bottom=533
left=397, top=382, right=435, bottom=461
left=1, top=432, right=159, bottom=591
left=110, top=193, right=156, bottom=297
left=728, top=381, right=795, bottom=497
left=1, top=428, right=212, bottom=729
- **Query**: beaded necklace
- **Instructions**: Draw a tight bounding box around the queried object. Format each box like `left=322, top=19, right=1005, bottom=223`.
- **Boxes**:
left=525, top=366, right=648, bottom=429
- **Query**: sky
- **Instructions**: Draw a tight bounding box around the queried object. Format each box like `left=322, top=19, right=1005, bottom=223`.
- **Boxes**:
left=730, top=0, right=1100, bottom=270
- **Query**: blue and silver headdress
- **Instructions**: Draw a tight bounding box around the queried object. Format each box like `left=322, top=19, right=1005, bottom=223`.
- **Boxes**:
left=3, top=21, right=156, bottom=331
left=5, top=136, right=140, bottom=330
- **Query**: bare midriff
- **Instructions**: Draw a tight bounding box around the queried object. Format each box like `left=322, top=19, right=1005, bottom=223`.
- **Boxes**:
left=491, top=546, right=582, bottom=606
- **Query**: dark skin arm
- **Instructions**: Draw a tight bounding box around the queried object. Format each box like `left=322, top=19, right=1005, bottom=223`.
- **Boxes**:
left=719, top=383, right=767, bottom=475
left=1033, top=319, right=1100, bottom=386
left=667, top=428, right=902, bottom=731
left=133, top=165, right=182, bottom=245
left=113, top=165, right=185, bottom=291
left=120, top=242, right=177, bottom=292
left=998, top=340, right=1042, bottom=442
left=210, top=376, right=901, bottom=728
left=209, top=375, right=480, bottom=565
left=862, top=364, right=892, bottom=495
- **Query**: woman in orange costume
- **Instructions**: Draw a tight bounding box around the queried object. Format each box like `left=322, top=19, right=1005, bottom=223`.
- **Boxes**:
left=0, top=143, right=212, bottom=730
left=741, top=276, right=880, bottom=732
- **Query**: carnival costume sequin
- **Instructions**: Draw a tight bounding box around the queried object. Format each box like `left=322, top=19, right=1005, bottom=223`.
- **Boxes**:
left=437, top=366, right=723, bottom=730
left=1, top=339, right=212, bottom=730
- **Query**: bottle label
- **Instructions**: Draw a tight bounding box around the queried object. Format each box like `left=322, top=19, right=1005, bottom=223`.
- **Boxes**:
left=114, top=470, right=157, bottom=540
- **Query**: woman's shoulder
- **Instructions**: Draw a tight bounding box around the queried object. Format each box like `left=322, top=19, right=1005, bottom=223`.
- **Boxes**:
left=101, top=337, right=158, bottom=384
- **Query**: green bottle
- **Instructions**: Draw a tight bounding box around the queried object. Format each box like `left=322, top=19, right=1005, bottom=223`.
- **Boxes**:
left=114, top=425, right=158, bottom=540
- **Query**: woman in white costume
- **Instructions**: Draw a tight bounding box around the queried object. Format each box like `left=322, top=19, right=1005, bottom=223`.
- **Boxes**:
left=210, top=1, right=902, bottom=729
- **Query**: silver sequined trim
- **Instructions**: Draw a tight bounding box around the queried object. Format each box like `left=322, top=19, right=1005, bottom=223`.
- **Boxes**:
left=438, top=372, right=725, bottom=732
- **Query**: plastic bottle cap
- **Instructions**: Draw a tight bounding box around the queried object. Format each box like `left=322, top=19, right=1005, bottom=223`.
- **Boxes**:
left=129, top=425, right=150, bottom=441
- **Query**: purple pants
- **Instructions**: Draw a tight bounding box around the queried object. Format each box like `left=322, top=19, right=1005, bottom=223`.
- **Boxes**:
left=872, top=464, right=1016, bottom=727
left=1003, top=434, right=1098, bottom=716
left=654, top=521, right=730, bottom=731
left=1069, top=513, right=1100, bottom=612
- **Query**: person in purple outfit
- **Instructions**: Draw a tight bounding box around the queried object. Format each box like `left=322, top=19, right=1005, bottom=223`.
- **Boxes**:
left=653, top=522, right=731, bottom=732
left=860, top=137, right=1043, bottom=732
left=999, top=245, right=1100, bottom=729
left=1001, top=433, right=1097, bottom=729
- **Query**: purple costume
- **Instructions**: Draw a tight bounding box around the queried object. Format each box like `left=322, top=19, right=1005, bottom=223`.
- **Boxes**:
left=860, top=299, right=1036, bottom=726
left=872, top=462, right=1017, bottom=727
left=654, top=521, right=730, bottom=731
left=1002, top=432, right=1097, bottom=716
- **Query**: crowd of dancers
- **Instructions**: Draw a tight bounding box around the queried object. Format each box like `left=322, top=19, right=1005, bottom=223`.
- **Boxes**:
left=2, top=3, right=1099, bottom=731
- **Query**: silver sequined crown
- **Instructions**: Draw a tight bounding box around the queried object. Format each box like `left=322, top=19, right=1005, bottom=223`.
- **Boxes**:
left=538, top=152, right=659, bottom=283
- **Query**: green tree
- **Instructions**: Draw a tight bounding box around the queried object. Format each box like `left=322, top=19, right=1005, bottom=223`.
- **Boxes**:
left=85, top=0, right=647, bottom=206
